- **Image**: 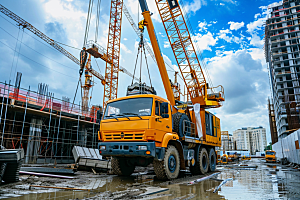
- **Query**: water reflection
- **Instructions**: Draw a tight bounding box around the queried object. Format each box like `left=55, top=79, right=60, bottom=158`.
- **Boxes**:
left=3, top=159, right=300, bottom=200
left=218, top=159, right=300, bottom=200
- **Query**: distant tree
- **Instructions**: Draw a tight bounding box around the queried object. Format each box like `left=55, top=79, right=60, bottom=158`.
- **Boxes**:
left=264, top=142, right=272, bottom=151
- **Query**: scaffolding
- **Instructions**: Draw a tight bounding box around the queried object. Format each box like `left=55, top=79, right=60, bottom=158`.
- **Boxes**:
left=0, top=81, right=100, bottom=164
left=268, top=99, right=278, bottom=144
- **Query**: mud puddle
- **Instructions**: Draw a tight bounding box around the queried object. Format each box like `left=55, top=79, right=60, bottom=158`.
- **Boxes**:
left=2, top=159, right=300, bottom=199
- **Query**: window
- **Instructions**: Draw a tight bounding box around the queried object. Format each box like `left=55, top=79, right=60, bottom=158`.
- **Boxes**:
left=155, top=101, right=160, bottom=116
left=104, top=97, right=153, bottom=119
left=266, top=151, right=275, bottom=155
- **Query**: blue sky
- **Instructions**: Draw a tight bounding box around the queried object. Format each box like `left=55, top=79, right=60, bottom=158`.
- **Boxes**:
left=0, top=0, right=279, bottom=143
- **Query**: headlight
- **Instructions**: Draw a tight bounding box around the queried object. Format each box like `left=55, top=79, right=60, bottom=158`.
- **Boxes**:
left=100, top=146, right=106, bottom=150
left=137, top=146, right=147, bottom=150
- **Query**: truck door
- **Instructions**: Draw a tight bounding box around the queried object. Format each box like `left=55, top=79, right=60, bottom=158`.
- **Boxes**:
left=154, top=100, right=172, bottom=134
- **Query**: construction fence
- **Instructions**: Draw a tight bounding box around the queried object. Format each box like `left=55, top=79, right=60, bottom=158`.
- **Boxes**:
left=273, top=129, right=300, bottom=164
left=0, top=81, right=100, bottom=164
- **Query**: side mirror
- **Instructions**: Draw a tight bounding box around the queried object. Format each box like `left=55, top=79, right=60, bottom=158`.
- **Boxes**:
left=160, top=102, right=169, bottom=118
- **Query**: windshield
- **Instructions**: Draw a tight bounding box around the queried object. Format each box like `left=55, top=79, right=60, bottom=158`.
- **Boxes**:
left=266, top=151, right=275, bottom=155
left=104, top=97, right=153, bottom=119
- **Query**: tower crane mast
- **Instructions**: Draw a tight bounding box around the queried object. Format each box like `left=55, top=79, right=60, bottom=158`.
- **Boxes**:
left=103, top=0, right=123, bottom=106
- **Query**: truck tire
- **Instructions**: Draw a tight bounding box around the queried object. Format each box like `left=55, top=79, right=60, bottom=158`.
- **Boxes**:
left=153, top=145, right=180, bottom=180
left=208, top=148, right=216, bottom=172
left=190, top=147, right=209, bottom=175
left=111, top=157, right=135, bottom=176
left=172, top=113, right=191, bottom=137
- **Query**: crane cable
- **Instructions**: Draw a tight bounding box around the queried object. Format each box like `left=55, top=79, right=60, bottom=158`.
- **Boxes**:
left=95, top=0, right=102, bottom=43
left=143, top=43, right=152, bottom=88
left=131, top=47, right=140, bottom=85
left=139, top=44, right=143, bottom=83
left=71, top=79, right=81, bottom=111
left=89, top=76, right=94, bottom=107
left=83, top=0, right=94, bottom=48
left=131, top=33, right=152, bottom=87
left=9, top=26, right=21, bottom=82
left=13, top=28, right=25, bottom=82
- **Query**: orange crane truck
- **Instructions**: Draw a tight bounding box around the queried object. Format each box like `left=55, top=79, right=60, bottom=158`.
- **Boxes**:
left=265, top=150, right=276, bottom=163
left=98, top=0, right=225, bottom=180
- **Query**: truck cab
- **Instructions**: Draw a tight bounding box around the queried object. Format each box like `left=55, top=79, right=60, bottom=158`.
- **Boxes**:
left=98, top=94, right=175, bottom=160
left=265, top=150, right=276, bottom=163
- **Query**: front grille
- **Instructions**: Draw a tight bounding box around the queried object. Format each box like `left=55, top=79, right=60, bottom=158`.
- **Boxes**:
left=104, top=131, right=144, bottom=141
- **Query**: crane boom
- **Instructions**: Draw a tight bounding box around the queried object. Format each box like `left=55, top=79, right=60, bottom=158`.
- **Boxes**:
left=138, top=0, right=176, bottom=107
left=154, top=0, right=224, bottom=107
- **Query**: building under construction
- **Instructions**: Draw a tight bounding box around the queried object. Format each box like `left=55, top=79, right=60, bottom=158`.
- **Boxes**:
left=265, top=0, right=300, bottom=138
left=0, top=76, right=101, bottom=164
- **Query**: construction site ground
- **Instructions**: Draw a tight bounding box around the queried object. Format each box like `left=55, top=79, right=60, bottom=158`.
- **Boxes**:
left=1, top=158, right=300, bottom=199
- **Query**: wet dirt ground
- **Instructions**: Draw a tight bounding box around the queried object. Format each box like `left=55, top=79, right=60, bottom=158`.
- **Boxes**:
left=1, top=158, right=300, bottom=199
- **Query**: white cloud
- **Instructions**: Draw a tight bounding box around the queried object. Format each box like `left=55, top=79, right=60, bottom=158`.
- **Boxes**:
left=43, top=0, right=87, bottom=48
left=162, top=53, right=178, bottom=72
left=120, top=43, right=132, bottom=54
left=244, top=5, right=269, bottom=48
left=212, top=21, right=217, bottom=24
left=228, top=21, right=244, bottom=30
left=246, top=5, right=269, bottom=34
left=192, top=32, right=218, bottom=51
left=218, top=32, right=232, bottom=43
left=198, top=21, right=208, bottom=32
left=254, top=13, right=261, bottom=19
left=220, top=3, right=225, bottom=6
left=163, top=41, right=170, bottom=48
left=246, top=18, right=265, bottom=34
left=124, top=38, right=128, bottom=41
left=249, top=34, right=264, bottom=48
left=158, top=32, right=165, bottom=37
left=220, top=29, right=231, bottom=34
left=217, top=29, right=243, bottom=44
left=183, top=0, right=207, bottom=14
left=206, top=49, right=269, bottom=138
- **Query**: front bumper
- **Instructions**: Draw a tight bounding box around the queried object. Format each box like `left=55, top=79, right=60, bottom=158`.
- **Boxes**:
left=98, top=141, right=158, bottom=158
left=266, top=157, right=276, bottom=162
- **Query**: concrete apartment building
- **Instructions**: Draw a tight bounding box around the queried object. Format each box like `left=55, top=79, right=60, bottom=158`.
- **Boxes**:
left=265, top=0, right=300, bottom=140
left=233, top=127, right=267, bottom=155
left=221, top=131, right=235, bottom=152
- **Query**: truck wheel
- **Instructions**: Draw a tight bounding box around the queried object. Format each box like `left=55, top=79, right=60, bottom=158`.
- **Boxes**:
left=190, top=147, right=209, bottom=175
left=111, top=157, right=135, bottom=176
left=153, top=145, right=180, bottom=180
left=172, top=113, right=191, bottom=137
left=208, top=148, right=216, bottom=172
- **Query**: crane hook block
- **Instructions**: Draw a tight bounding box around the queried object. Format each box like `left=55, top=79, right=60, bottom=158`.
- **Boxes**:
left=80, top=48, right=88, bottom=75
left=138, top=20, right=145, bottom=32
